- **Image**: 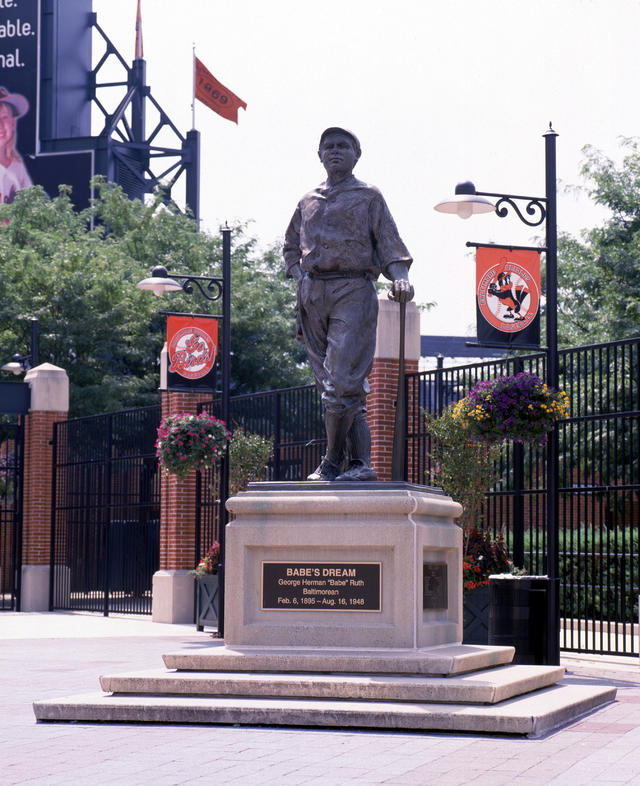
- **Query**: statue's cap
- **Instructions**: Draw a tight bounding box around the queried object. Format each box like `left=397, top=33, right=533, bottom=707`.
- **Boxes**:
left=319, top=127, right=361, bottom=156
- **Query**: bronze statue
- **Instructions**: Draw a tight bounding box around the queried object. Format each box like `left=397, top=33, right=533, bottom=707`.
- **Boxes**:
left=284, top=127, right=414, bottom=481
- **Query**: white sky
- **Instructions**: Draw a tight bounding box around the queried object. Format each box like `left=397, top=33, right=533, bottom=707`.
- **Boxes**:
left=93, top=0, right=638, bottom=337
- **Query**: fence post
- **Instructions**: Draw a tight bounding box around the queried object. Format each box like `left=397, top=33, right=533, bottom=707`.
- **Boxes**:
left=512, top=357, right=525, bottom=568
left=368, top=298, right=420, bottom=482
left=21, top=363, right=69, bottom=611
left=435, top=354, right=444, bottom=413
left=102, top=413, right=113, bottom=617
left=273, top=389, right=281, bottom=480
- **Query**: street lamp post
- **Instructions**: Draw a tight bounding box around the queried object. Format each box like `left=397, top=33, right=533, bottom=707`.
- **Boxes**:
left=1, top=318, right=39, bottom=375
left=137, top=226, right=231, bottom=636
left=434, top=126, right=560, bottom=665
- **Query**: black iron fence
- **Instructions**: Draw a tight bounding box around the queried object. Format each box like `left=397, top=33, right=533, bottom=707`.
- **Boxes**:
left=407, top=337, right=640, bottom=656
left=46, top=338, right=640, bottom=654
left=196, top=384, right=325, bottom=563
left=50, top=406, right=161, bottom=615
left=0, top=421, right=23, bottom=611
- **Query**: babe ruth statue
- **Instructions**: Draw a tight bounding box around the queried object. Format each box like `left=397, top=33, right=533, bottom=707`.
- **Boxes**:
left=283, top=127, right=414, bottom=481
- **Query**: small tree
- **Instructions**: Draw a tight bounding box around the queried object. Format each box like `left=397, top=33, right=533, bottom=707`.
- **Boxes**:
left=425, top=404, right=501, bottom=536
left=425, top=405, right=518, bottom=591
left=229, top=427, right=273, bottom=495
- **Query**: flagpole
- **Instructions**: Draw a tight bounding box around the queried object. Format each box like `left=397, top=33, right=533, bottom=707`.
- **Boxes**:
left=191, top=44, right=196, bottom=130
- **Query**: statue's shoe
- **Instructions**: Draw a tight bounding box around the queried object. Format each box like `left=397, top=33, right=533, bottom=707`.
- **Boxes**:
left=307, top=458, right=342, bottom=481
left=335, top=462, right=377, bottom=482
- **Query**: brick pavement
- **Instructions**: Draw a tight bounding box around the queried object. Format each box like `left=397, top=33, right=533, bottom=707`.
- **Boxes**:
left=2, top=612, right=640, bottom=785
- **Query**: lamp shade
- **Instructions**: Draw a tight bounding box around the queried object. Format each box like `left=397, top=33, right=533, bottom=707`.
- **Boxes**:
left=136, top=266, right=183, bottom=297
left=1, top=358, right=25, bottom=375
left=434, top=181, right=496, bottom=219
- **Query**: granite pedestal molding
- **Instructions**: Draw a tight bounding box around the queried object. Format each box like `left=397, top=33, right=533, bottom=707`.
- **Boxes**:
left=223, top=482, right=463, bottom=649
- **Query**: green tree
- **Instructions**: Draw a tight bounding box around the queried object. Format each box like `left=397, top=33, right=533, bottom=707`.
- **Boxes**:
left=0, top=180, right=311, bottom=417
left=554, top=141, right=640, bottom=486
left=557, top=138, right=640, bottom=345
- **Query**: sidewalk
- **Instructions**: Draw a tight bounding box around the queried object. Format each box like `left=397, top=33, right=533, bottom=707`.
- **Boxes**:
left=2, top=611, right=640, bottom=785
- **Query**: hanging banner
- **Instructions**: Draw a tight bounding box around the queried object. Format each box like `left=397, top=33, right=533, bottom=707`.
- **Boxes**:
left=476, top=246, right=541, bottom=348
left=166, top=314, right=218, bottom=391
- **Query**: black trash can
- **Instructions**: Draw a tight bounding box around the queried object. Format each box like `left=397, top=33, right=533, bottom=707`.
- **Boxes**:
left=488, top=575, right=556, bottom=665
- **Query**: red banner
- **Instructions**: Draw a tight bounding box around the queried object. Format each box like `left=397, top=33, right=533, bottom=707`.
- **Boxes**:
left=195, top=57, right=246, bottom=123
left=476, top=246, right=541, bottom=346
left=167, top=315, right=218, bottom=383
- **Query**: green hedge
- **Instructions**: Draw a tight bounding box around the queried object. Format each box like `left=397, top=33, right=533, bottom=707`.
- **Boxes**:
left=523, top=526, right=639, bottom=623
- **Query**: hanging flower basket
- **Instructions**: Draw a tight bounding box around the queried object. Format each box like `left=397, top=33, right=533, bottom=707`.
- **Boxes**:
left=452, top=372, right=569, bottom=446
left=155, top=412, right=230, bottom=480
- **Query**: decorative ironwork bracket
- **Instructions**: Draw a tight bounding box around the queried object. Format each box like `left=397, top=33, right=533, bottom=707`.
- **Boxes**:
left=171, top=274, right=224, bottom=302
left=477, top=191, right=547, bottom=227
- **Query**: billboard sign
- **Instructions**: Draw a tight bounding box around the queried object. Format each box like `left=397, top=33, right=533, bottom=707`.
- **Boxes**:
left=0, top=0, right=39, bottom=204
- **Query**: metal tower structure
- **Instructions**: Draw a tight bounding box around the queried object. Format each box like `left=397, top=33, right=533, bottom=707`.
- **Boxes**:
left=39, top=2, right=200, bottom=221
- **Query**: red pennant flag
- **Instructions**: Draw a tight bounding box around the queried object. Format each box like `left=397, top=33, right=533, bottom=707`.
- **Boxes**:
left=195, top=57, right=246, bottom=124
left=134, top=0, right=144, bottom=59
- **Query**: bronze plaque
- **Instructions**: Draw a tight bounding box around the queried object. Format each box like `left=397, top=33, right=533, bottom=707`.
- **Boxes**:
left=423, top=563, right=448, bottom=610
left=261, top=562, right=382, bottom=612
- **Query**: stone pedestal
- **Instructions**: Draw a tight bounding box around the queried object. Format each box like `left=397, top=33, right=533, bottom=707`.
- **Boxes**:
left=224, top=482, right=463, bottom=650
left=151, top=570, right=194, bottom=624
left=34, top=483, right=617, bottom=737
left=20, top=565, right=50, bottom=612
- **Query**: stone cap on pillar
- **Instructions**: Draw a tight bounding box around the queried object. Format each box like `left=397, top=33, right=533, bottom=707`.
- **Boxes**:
left=374, top=297, right=420, bottom=361
left=24, top=363, right=69, bottom=413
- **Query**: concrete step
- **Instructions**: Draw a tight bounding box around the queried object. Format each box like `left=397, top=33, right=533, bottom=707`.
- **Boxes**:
left=99, top=664, right=566, bottom=705
left=161, top=643, right=516, bottom=676
left=33, top=682, right=616, bottom=738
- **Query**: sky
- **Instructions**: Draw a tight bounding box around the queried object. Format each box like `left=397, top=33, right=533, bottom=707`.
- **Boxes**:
left=93, top=0, right=640, bottom=339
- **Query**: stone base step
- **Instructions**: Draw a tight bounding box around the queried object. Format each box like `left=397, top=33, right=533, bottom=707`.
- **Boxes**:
left=161, top=643, right=516, bottom=676
left=33, top=682, right=616, bottom=738
left=99, top=664, right=566, bottom=705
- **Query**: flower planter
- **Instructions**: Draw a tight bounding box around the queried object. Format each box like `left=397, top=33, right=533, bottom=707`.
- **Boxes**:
left=195, top=573, right=219, bottom=631
left=463, top=584, right=490, bottom=644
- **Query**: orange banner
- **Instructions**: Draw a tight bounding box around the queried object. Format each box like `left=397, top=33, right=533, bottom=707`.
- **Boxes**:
left=476, top=246, right=541, bottom=346
left=195, top=57, right=246, bottom=123
left=167, top=315, right=218, bottom=382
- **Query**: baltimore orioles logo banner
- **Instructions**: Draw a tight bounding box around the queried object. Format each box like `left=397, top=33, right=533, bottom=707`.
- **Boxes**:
left=476, top=246, right=541, bottom=348
left=166, top=314, right=218, bottom=391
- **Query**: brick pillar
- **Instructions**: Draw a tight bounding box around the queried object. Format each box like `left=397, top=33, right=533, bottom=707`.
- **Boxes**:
left=152, top=344, right=213, bottom=622
left=21, top=363, right=69, bottom=611
left=369, top=298, right=420, bottom=482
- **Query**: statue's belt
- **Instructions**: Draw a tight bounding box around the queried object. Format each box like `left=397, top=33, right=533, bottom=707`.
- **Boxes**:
left=306, top=270, right=371, bottom=280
